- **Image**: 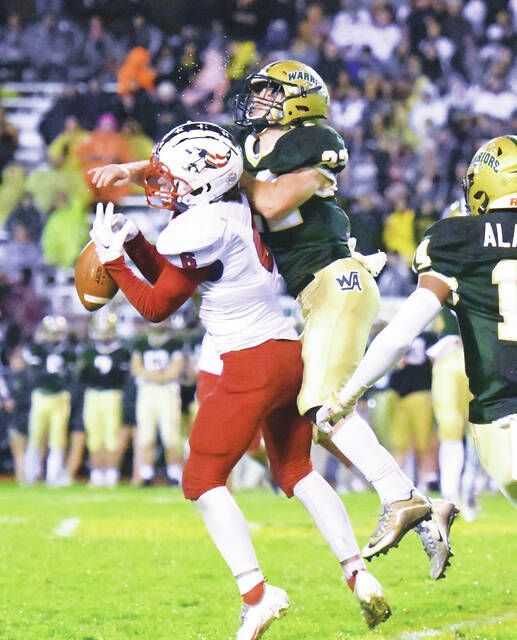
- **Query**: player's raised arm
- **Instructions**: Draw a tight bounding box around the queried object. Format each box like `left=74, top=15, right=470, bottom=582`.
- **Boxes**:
left=88, top=160, right=150, bottom=189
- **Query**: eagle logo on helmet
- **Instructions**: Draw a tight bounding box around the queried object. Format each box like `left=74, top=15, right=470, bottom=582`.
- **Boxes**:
left=185, top=147, right=231, bottom=174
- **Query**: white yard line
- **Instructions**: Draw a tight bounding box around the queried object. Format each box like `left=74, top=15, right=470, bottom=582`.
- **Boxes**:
left=52, top=517, right=81, bottom=537
left=0, top=516, right=26, bottom=524
left=400, top=612, right=517, bottom=639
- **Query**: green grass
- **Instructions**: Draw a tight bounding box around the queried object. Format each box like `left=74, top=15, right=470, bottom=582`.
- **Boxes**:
left=0, top=484, right=515, bottom=640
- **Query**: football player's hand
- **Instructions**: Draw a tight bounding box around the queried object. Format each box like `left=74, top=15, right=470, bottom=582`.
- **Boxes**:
left=88, top=164, right=131, bottom=188
left=90, top=202, right=137, bottom=264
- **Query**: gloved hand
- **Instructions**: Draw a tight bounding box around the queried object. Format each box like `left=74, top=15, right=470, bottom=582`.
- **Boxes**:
left=348, top=236, right=387, bottom=278
left=315, top=382, right=368, bottom=434
left=90, top=202, right=138, bottom=264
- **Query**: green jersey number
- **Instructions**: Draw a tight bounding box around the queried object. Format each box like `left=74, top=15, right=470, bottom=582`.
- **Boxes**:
left=492, top=259, right=517, bottom=342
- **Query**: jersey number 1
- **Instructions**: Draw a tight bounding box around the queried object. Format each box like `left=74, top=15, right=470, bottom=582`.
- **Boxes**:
left=492, top=259, right=517, bottom=342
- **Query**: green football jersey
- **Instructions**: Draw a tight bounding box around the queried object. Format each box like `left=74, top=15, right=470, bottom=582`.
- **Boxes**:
left=78, top=341, right=131, bottom=390
left=132, top=335, right=183, bottom=371
left=240, top=124, right=351, bottom=297
left=413, top=210, right=517, bottom=423
left=23, top=342, right=76, bottom=393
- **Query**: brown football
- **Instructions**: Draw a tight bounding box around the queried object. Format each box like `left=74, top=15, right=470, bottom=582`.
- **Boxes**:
left=75, top=241, right=119, bottom=311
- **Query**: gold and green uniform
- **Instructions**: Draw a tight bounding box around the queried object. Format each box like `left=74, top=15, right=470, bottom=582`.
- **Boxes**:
left=241, top=124, right=351, bottom=297
left=241, top=123, right=380, bottom=415
left=413, top=210, right=517, bottom=424
left=24, top=342, right=75, bottom=450
left=132, top=335, right=183, bottom=450
left=78, top=341, right=130, bottom=453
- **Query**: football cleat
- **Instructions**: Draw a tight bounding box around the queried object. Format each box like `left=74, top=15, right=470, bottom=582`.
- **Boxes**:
left=236, top=584, right=289, bottom=640
left=363, top=490, right=432, bottom=560
left=415, top=499, right=459, bottom=580
left=351, top=570, right=391, bottom=629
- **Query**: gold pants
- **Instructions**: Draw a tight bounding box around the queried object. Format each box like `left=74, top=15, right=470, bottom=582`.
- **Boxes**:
left=83, top=388, right=123, bottom=453
left=390, top=391, right=434, bottom=454
left=297, top=257, right=380, bottom=415
left=136, top=382, right=182, bottom=450
left=28, top=389, right=70, bottom=450
left=432, top=347, right=472, bottom=441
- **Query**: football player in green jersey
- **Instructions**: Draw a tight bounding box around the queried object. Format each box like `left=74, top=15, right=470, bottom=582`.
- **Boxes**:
left=78, top=311, right=131, bottom=487
left=131, top=320, right=185, bottom=486
left=320, top=135, right=517, bottom=507
left=233, top=60, right=461, bottom=572
left=23, top=315, right=75, bottom=486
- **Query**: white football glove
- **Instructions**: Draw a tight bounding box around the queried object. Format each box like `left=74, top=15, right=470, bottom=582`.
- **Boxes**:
left=90, top=202, right=138, bottom=264
left=315, top=383, right=368, bottom=434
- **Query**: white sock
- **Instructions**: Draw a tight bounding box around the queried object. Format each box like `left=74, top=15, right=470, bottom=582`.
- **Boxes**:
left=140, top=464, right=154, bottom=481
left=439, top=440, right=464, bottom=503
left=24, top=446, right=41, bottom=484
left=105, top=467, right=120, bottom=487
left=167, top=464, right=182, bottom=482
left=197, top=486, right=263, bottom=595
left=331, top=412, right=414, bottom=503
left=293, top=470, right=362, bottom=562
left=90, top=468, right=104, bottom=486
left=46, top=448, right=64, bottom=486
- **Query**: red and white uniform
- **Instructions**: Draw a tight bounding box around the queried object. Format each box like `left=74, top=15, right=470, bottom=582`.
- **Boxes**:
left=106, top=196, right=312, bottom=500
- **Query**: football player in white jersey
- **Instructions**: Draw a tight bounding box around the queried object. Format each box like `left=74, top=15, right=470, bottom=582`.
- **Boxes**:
left=88, top=122, right=391, bottom=636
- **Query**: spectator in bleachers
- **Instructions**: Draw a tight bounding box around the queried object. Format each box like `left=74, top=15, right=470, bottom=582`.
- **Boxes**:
left=4, top=192, right=43, bottom=242
left=171, top=39, right=201, bottom=90
left=2, top=267, right=47, bottom=342
left=376, top=252, right=415, bottom=298
left=39, top=85, right=85, bottom=145
left=0, top=13, right=30, bottom=81
left=41, top=191, right=89, bottom=268
left=0, top=108, right=19, bottom=178
left=120, top=119, right=153, bottom=169
left=117, top=46, right=156, bottom=97
left=125, top=12, right=164, bottom=60
left=152, top=81, right=190, bottom=140
left=382, top=188, right=417, bottom=266
left=24, top=12, right=82, bottom=81
left=47, top=115, right=89, bottom=174
left=0, top=223, right=42, bottom=281
left=77, top=112, right=133, bottom=204
left=182, top=48, right=228, bottom=118
left=70, top=14, right=121, bottom=83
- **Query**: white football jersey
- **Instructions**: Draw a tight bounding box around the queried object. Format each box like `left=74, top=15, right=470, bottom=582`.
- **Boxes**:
left=156, top=197, right=297, bottom=354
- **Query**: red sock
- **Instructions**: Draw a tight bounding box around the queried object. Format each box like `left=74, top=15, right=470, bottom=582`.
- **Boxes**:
left=242, top=580, right=265, bottom=605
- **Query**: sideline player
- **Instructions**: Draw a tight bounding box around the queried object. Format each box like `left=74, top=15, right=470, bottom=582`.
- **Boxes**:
left=88, top=122, right=391, bottom=636
left=319, top=136, right=517, bottom=507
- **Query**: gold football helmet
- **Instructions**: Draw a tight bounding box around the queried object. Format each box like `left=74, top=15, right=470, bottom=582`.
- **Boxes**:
left=36, top=315, right=68, bottom=343
left=234, top=60, right=329, bottom=129
left=463, top=135, right=517, bottom=215
left=89, top=311, right=117, bottom=342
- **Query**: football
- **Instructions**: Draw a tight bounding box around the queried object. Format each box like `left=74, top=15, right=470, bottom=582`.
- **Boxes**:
left=75, top=241, right=118, bottom=311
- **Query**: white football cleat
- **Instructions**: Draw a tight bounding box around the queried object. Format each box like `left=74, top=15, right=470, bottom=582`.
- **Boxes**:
left=236, top=584, right=289, bottom=640
left=352, top=570, right=391, bottom=629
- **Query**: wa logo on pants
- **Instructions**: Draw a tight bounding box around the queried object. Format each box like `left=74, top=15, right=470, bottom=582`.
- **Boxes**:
left=336, top=271, right=362, bottom=291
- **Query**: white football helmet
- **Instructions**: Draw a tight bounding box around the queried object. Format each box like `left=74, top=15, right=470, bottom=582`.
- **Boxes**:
left=144, top=121, right=243, bottom=212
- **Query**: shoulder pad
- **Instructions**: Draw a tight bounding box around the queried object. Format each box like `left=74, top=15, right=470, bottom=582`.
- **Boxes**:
left=270, top=125, right=348, bottom=175
left=156, top=205, right=227, bottom=269
left=156, top=206, right=227, bottom=257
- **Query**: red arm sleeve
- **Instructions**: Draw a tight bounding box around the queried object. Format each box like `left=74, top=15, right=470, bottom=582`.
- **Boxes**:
left=106, top=256, right=209, bottom=323
left=123, top=232, right=169, bottom=284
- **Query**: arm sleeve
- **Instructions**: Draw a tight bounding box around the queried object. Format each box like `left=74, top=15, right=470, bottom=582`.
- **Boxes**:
left=106, top=256, right=209, bottom=323
left=123, top=232, right=170, bottom=285
left=341, top=288, right=444, bottom=398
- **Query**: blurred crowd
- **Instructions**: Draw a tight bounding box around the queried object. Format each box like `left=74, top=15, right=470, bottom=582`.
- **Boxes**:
left=0, top=0, right=513, bottom=506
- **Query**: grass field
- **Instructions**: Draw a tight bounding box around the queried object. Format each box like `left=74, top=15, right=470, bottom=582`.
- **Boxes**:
left=0, top=483, right=515, bottom=640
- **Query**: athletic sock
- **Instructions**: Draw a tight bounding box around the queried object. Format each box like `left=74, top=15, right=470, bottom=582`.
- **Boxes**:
left=166, top=463, right=182, bottom=483
left=104, top=467, right=120, bottom=487
left=24, top=446, right=41, bottom=484
left=197, top=486, right=264, bottom=595
left=46, top=448, right=65, bottom=486
left=293, top=470, right=361, bottom=562
left=139, top=464, right=154, bottom=481
left=439, top=440, right=464, bottom=503
left=331, top=412, right=414, bottom=503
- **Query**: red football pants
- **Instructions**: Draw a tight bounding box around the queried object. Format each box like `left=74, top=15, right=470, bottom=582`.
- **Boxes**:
left=183, top=339, right=313, bottom=500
